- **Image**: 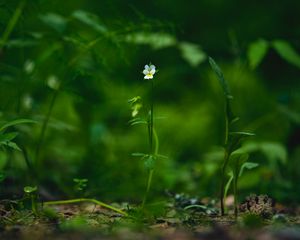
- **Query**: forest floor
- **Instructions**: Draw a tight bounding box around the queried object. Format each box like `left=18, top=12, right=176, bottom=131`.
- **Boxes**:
left=1, top=194, right=300, bottom=240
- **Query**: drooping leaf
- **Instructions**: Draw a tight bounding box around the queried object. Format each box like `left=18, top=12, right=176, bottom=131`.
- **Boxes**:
left=241, top=141, right=287, bottom=164
left=272, top=40, right=300, bottom=68
left=0, top=119, right=36, bottom=132
left=72, top=10, right=107, bottom=33
left=39, top=13, right=68, bottom=33
left=260, top=142, right=287, bottom=164
left=247, top=39, right=269, bottom=69
left=178, top=42, right=207, bottom=67
left=239, top=162, right=259, bottom=177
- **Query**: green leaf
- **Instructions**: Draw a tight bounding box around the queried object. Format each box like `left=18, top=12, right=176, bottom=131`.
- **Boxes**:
left=241, top=141, right=287, bottom=164
left=239, top=162, right=259, bottom=177
left=4, top=142, right=21, bottom=151
left=72, top=10, right=107, bottom=33
left=209, top=57, right=237, bottom=123
left=0, top=132, right=18, bottom=143
left=0, top=119, right=36, bottom=132
left=227, top=132, right=254, bottom=153
left=230, top=131, right=255, bottom=137
left=5, top=39, right=38, bottom=48
left=132, top=152, right=147, bottom=157
left=144, top=155, right=155, bottom=170
left=229, top=151, right=249, bottom=176
left=272, top=40, right=300, bottom=68
left=247, top=39, right=269, bottom=69
left=208, top=57, right=232, bottom=99
left=129, top=118, right=147, bottom=126
left=260, top=142, right=287, bottom=164
left=24, top=186, right=37, bottom=193
left=125, top=32, right=177, bottom=50
left=39, top=13, right=68, bottom=33
left=224, top=170, right=234, bottom=200
left=178, top=42, right=207, bottom=67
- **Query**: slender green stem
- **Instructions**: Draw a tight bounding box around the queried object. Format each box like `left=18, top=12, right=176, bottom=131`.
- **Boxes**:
left=220, top=150, right=229, bottom=216
left=142, top=169, right=154, bottom=208
left=44, top=198, right=128, bottom=216
left=153, top=128, right=159, bottom=155
left=220, top=107, right=230, bottom=216
left=233, top=158, right=239, bottom=219
left=34, top=89, right=59, bottom=171
left=150, top=80, right=154, bottom=153
left=224, top=108, right=229, bottom=146
left=143, top=80, right=157, bottom=208
left=31, top=195, right=38, bottom=216
left=0, top=0, right=27, bottom=50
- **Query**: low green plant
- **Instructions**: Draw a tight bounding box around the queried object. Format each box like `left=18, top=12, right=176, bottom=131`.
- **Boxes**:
left=23, top=185, right=38, bottom=215
left=129, top=64, right=167, bottom=208
left=209, top=57, right=258, bottom=217
left=0, top=119, right=36, bottom=151
left=73, top=178, right=88, bottom=192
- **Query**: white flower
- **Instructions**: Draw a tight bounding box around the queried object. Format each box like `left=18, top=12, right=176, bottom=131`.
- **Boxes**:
left=143, top=64, right=156, bottom=79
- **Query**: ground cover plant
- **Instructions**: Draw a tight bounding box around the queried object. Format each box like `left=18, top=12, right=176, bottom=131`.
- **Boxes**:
left=1, top=0, right=300, bottom=239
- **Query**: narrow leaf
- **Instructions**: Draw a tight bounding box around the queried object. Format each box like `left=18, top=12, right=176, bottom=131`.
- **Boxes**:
left=39, top=13, right=68, bottom=33
left=4, top=142, right=21, bottom=151
left=247, top=39, right=269, bottom=69
left=179, top=42, right=207, bottom=67
left=208, top=57, right=232, bottom=99
left=239, top=162, right=259, bottom=177
left=272, top=40, right=300, bottom=68
left=0, top=119, right=36, bottom=132
left=72, top=10, right=107, bottom=33
left=224, top=171, right=234, bottom=200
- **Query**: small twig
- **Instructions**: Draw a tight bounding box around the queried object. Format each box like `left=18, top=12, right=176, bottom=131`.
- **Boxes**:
left=43, top=198, right=128, bottom=216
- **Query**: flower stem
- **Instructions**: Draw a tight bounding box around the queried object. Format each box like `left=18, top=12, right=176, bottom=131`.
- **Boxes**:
left=233, top=158, right=239, bottom=219
left=143, top=80, right=156, bottom=209
left=44, top=198, right=128, bottom=216
left=220, top=111, right=229, bottom=216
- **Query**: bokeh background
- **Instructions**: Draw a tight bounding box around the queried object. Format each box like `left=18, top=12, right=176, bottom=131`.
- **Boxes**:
left=1, top=0, right=300, bottom=204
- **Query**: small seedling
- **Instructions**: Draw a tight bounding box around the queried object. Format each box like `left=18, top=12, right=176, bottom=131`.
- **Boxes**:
left=73, top=178, right=88, bottom=192
left=24, top=185, right=38, bottom=215
left=209, top=57, right=257, bottom=218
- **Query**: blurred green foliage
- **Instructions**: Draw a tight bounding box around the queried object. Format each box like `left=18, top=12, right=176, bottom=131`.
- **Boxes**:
left=0, top=0, right=300, bottom=205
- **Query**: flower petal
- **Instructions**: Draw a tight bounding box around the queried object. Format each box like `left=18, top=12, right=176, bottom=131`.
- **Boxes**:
left=144, top=74, right=153, bottom=79
left=150, top=65, right=155, bottom=70
left=144, top=65, right=150, bottom=70
left=150, top=69, right=155, bottom=75
left=143, top=69, right=149, bottom=75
